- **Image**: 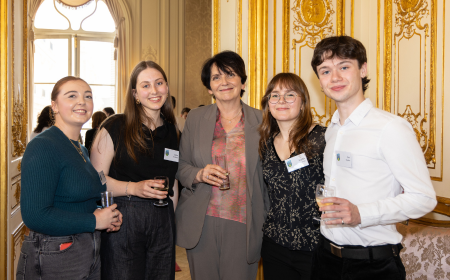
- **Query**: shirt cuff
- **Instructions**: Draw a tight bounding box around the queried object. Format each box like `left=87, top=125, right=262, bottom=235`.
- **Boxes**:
left=357, top=203, right=380, bottom=228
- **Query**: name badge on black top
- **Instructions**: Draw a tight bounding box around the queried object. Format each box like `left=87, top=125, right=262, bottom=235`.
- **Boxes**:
left=285, top=153, right=309, bottom=172
left=164, top=148, right=179, bottom=162
left=98, top=171, right=107, bottom=185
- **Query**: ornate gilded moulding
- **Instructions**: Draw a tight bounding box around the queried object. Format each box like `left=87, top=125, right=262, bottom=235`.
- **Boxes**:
left=11, top=0, right=28, bottom=158
left=292, top=0, right=335, bottom=127
left=393, top=0, right=436, bottom=168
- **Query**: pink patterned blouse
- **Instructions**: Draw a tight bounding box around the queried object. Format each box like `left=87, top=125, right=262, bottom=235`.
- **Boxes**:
left=206, top=109, right=247, bottom=224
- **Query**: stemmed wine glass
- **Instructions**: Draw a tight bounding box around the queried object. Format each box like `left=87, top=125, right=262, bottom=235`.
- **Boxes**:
left=313, top=184, right=335, bottom=222
left=153, top=176, right=169, bottom=207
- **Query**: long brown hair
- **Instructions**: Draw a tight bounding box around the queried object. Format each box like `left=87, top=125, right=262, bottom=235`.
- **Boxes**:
left=258, top=73, right=313, bottom=159
left=123, top=61, right=178, bottom=163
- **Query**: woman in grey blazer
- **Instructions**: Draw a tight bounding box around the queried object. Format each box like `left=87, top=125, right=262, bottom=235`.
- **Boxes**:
left=175, top=51, right=269, bottom=280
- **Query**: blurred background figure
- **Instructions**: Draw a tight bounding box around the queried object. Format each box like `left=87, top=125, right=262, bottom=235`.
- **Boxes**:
left=178, top=107, right=191, bottom=132
left=103, top=107, right=115, bottom=117
left=30, top=105, right=53, bottom=140
left=85, top=111, right=107, bottom=155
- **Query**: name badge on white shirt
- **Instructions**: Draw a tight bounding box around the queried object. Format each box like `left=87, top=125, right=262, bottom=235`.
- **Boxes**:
left=164, top=148, right=179, bottom=162
left=336, top=151, right=352, bottom=168
left=98, top=171, right=107, bottom=185
left=285, top=153, right=309, bottom=172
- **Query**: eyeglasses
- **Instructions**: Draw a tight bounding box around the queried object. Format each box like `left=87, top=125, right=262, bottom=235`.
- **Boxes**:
left=268, top=92, right=297, bottom=104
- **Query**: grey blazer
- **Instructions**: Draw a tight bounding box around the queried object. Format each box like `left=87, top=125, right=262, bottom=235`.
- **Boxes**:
left=175, top=102, right=270, bottom=264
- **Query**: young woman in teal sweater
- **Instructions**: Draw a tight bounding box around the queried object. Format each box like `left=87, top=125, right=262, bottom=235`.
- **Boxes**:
left=17, top=76, right=123, bottom=280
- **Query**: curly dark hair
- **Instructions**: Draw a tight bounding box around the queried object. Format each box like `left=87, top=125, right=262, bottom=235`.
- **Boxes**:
left=33, top=105, right=53, bottom=133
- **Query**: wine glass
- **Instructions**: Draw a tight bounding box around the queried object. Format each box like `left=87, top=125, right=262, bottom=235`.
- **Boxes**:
left=153, top=176, right=169, bottom=207
left=313, top=184, right=335, bottom=222
left=213, top=155, right=230, bottom=190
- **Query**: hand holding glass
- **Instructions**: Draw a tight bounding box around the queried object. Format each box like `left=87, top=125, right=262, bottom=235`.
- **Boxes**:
left=152, top=176, right=169, bottom=207
left=101, top=191, right=114, bottom=208
left=313, top=184, right=335, bottom=222
left=213, top=155, right=230, bottom=190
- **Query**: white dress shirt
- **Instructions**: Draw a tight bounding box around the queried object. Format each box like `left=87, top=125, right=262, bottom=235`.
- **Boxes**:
left=322, top=99, right=437, bottom=246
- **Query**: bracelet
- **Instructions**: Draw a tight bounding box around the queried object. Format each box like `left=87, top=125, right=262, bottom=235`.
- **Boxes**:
left=125, top=181, right=131, bottom=200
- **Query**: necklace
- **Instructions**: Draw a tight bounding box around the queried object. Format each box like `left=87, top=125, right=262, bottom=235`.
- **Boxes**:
left=57, top=127, right=86, bottom=163
left=221, top=108, right=242, bottom=123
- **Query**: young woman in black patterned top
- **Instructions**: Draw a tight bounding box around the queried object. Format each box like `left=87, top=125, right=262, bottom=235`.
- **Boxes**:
left=258, top=73, right=326, bottom=280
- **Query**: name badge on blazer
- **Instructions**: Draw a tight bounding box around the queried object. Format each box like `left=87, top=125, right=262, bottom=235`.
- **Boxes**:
left=285, top=153, right=309, bottom=173
left=164, top=148, right=179, bottom=162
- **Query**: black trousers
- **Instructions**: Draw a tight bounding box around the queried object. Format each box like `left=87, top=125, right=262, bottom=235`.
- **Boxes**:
left=261, top=236, right=314, bottom=280
left=311, top=235, right=406, bottom=280
left=100, top=197, right=176, bottom=280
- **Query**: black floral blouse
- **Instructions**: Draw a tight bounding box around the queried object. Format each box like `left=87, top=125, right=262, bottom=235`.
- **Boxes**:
left=262, top=125, right=326, bottom=251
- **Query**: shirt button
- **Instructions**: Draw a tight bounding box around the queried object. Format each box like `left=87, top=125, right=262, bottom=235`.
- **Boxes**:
left=332, top=178, right=336, bottom=181
left=340, top=132, right=343, bottom=135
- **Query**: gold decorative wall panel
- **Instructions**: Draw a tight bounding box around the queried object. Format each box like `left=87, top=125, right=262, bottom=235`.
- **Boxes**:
left=185, top=0, right=212, bottom=108
left=11, top=0, right=28, bottom=158
left=393, top=0, right=440, bottom=176
left=0, top=0, right=7, bottom=277
left=248, top=0, right=269, bottom=109
left=282, top=0, right=289, bottom=71
left=237, top=0, right=242, bottom=55
left=214, top=0, right=220, bottom=54
left=336, top=0, right=345, bottom=35
left=11, top=223, right=27, bottom=280
left=384, top=0, right=393, bottom=112
left=290, top=0, right=336, bottom=126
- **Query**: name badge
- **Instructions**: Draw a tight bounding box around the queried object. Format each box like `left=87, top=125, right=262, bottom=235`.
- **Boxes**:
left=336, top=151, right=352, bottom=168
left=98, top=171, right=107, bottom=185
left=164, top=148, right=179, bottom=162
left=285, top=153, right=309, bottom=173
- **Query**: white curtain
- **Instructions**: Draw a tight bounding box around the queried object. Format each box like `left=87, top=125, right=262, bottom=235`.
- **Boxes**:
left=103, top=0, right=129, bottom=112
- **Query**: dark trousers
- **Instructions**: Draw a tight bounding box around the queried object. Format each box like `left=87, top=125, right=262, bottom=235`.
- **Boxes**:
left=261, top=236, right=314, bottom=280
left=311, top=236, right=406, bottom=280
left=100, top=197, right=176, bottom=280
left=16, top=230, right=101, bottom=280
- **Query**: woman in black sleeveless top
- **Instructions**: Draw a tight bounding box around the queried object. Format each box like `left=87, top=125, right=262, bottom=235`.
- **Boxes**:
left=90, top=61, right=179, bottom=280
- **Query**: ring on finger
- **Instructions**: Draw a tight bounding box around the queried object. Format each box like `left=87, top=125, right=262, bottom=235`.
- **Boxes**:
left=207, top=175, right=209, bottom=179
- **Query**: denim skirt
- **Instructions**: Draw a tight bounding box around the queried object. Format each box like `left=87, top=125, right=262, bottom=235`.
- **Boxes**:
left=16, top=230, right=101, bottom=280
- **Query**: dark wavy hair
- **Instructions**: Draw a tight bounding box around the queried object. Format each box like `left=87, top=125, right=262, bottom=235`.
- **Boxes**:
left=201, top=51, right=247, bottom=97
left=258, top=73, right=313, bottom=159
left=311, top=35, right=370, bottom=93
left=33, top=105, right=53, bottom=133
left=92, top=111, right=107, bottom=129
left=122, top=61, right=178, bottom=163
left=103, top=107, right=115, bottom=116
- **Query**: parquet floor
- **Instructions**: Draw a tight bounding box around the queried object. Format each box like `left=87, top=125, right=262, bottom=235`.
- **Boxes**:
left=175, top=246, right=191, bottom=280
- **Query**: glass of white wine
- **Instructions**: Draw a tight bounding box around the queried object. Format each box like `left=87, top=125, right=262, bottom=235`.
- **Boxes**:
left=153, top=176, right=169, bottom=207
left=313, top=184, right=335, bottom=222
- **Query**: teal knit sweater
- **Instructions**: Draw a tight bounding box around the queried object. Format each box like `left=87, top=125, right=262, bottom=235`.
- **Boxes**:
left=21, top=126, right=105, bottom=236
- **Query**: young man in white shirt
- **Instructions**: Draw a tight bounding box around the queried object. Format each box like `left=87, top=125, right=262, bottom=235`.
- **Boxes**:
left=310, top=36, right=437, bottom=280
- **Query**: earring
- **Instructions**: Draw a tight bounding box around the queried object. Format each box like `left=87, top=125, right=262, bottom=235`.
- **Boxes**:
left=136, top=99, right=141, bottom=105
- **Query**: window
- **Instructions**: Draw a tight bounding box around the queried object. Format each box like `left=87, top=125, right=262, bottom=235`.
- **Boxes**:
left=32, top=0, right=116, bottom=140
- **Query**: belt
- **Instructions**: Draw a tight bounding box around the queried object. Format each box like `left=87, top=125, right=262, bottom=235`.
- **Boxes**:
left=322, top=237, right=402, bottom=260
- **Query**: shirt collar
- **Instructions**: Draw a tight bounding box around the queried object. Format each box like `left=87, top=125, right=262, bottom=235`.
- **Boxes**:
left=331, top=98, right=374, bottom=126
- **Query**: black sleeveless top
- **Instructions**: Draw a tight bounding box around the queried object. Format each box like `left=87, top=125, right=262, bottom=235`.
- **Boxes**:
left=100, top=114, right=179, bottom=198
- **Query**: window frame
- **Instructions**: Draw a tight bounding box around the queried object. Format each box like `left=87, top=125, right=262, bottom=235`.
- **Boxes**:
left=32, top=0, right=117, bottom=136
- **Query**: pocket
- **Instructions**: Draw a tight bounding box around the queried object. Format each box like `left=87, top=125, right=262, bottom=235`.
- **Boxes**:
left=16, top=252, right=27, bottom=280
left=40, top=235, right=74, bottom=254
